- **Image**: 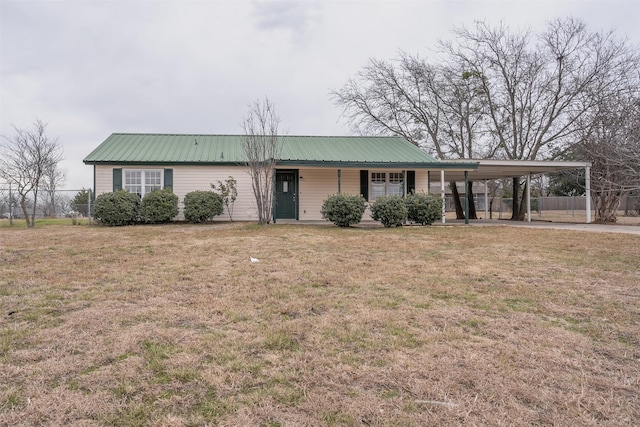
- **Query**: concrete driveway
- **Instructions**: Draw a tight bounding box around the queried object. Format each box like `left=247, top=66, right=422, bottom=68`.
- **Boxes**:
left=443, top=219, right=640, bottom=235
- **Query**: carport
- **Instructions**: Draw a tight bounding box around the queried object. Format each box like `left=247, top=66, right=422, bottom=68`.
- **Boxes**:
left=436, top=160, right=592, bottom=224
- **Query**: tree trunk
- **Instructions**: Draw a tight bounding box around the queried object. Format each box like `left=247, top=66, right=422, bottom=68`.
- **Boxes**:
left=516, top=180, right=528, bottom=221
left=510, top=178, right=520, bottom=220
left=451, top=181, right=478, bottom=220
left=467, top=181, right=478, bottom=219
left=594, top=190, right=623, bottom=223
left=450, top=182, right=465, bottom=219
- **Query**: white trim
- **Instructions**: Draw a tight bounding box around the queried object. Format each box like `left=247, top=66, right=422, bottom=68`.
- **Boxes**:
left=369, top=170, right=405, bottom=201
left=123, top=168, right=163, bottom=197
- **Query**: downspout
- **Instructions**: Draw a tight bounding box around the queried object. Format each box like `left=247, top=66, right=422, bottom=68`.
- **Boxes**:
left=337, top=169, right=341, bottom=194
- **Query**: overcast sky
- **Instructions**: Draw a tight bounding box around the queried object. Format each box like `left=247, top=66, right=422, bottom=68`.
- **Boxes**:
left=1, top=0, right=639, bottom=190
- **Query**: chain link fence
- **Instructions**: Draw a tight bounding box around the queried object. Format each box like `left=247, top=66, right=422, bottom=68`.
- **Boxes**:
left=445, top=194, right=640, bottom=222
left=0, top=186, right=93, bottom=226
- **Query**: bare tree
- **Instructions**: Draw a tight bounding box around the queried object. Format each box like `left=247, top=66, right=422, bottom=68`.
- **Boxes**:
left=0, top=119, right=63, bottom=227
left=332, top=53, right=486, bottom=218
left=242, top=98, right=283, bottom=224
left=41, top=165, right=67, bottom=217
left=445, top=18, right=636, bottom=219
left=575, top=94, right=640, bottom=222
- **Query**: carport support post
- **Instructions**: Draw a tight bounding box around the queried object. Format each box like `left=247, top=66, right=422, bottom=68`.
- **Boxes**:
left=526, top=173, right=531, bottom=222
left=440, top=170, right=446, bottom=224
left=337, top=169, right=341, bottom=194
left=464, top=171, right=469, bottom=225
left=585, top=165, right=591, bottom=224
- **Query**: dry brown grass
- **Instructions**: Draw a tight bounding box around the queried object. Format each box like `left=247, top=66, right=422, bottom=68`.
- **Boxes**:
left=1, top=222, right=639, bottom=426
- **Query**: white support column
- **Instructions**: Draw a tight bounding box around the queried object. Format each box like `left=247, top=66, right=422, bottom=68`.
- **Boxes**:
left=484, top=179, right=489, bottom=220
left=585, top=165, right=591, bottom=224
left=441, top=170, right=446, bottom=224
left=526, top=173, right=531, bottom=222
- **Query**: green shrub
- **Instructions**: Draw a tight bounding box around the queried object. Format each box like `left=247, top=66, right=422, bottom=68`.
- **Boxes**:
left=183, top=191, right=223, bottom=223
left=321, top=193, right=366, bottom=227
left=405, top=192, right=443, bottom=225
left=141, top=189, right=179, bottom=224
left=370, top=195, right=407, bottom=227
left=93, top=190, right=140, bottom=226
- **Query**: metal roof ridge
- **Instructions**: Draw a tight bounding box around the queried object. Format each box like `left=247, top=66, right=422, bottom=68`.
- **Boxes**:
left=108, top=133, right=404, bottom=138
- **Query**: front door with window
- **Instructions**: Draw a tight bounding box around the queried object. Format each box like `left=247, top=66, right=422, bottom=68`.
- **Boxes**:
left=275, top=170, right=298, bottom=219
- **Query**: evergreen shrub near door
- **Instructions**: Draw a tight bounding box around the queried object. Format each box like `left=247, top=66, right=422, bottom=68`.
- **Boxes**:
left=141, top=189, right=179, bottom=224
left=405, top=192, right=443, bottom=225
left=183, top=191, right=223, bottom=223
left=370, top=195, right=407, bottom=227
left=93, top=190, right=141, bottom=226
left=321, top=193, right=366, bottom=227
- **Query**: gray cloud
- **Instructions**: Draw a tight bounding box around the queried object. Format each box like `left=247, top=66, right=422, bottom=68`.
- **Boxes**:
left=1, top=0, right=638, bottom=190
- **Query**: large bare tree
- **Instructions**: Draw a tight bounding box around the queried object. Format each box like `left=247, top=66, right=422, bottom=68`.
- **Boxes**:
left=332, top=53, right=486, bottom=219
left=242, top=97, right=283, bottom=225
left=444, top=18, right=636, bottom=219
left=333, top=18, right=637, bottom=220
left=0, top=119, right=63, bottom=227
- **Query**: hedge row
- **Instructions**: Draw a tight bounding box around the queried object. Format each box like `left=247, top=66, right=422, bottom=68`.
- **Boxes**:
left=321, top=192, right=443, bottom=227
left=93, top=190, right=222, bottom=227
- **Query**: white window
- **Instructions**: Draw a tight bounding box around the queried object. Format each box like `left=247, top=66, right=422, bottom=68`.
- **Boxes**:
left=125, top=169, right=162, bottom=197
left=371, top=172, right=386, bottom=200
left=389, top=172, right=404, bottom=197
left=370, top=171, right=404, bottom=200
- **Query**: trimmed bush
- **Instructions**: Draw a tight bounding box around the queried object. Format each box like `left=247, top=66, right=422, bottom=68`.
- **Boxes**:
left=405, top=192, right=443, bottom=225
left=141, top=189, right=179, bottom=224
left=370, top=195, right=407, bottom=227
left=183, top=191, right=223, bottom=223
left=321, top=193, right=366, bottom=227
left=93, top=190, right=140, bottom=226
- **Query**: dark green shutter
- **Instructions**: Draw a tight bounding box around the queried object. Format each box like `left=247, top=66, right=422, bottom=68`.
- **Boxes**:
left=360, top=170, right=369, bottom=201
left=407, top=170, right=416, bottom=194
left=113, top=168, right=122, bottom=191
left=163, top=168, right=173, bottom=191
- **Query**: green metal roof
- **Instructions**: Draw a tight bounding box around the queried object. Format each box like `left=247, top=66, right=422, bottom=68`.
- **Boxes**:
left=84, top=133, right=478, bottom=169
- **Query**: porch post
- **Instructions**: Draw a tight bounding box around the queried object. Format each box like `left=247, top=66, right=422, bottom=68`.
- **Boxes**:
left=464, top=171, right=469, bottom=225
left=272, top=170, right=277, bottom=224
left=337, top=169, right=341, bottom=194
left=585, top=165, right=591, bottom=224
left=484, top=179, right=488, bottom=220
left=526, top=173, right=531, bottom=222
left=441, top=170, right=446, bottom=224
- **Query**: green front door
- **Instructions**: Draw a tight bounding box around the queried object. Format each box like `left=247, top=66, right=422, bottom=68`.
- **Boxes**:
left=275, top=170, right=298, bottom=219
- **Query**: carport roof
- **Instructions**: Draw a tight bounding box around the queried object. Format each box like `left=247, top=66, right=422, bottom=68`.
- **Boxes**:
left=438, top=159, right=591, bottom=181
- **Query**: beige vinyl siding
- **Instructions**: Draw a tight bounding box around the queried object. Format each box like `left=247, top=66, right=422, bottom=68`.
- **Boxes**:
left=297, top=168, right=427, bottom=221
left=416, top=169, right=428, bottom=193
left=95, top=165, right=114, bottom=196
left=95, top=165, right=432, bottom=222
left=95, top=165, right=257, bottom=221
left=172, top=165, right=257, bottom=220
